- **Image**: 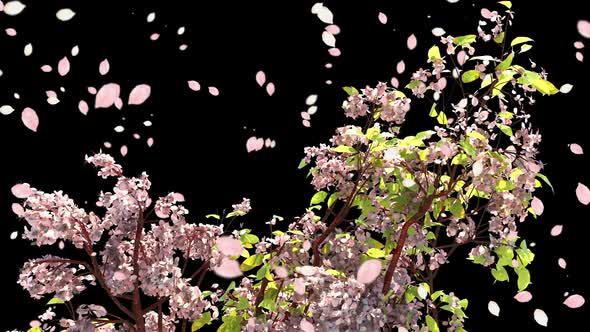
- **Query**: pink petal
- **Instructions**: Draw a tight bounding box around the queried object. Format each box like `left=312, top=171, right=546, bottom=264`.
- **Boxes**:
left=266, top=82, right=275, bottom=96
left=577, top=20, right=590, bottom=39
left=293, top=278, right=305, bottom=295
left=213, top=257, right=243, bottom=279
left=407, top=34, right=417, bottom=50
left=301, top=112, right=310, bottom=120
left=437, top=77, right=447, bottom=90
left=481, top=8, right=493, bottom=19
left=246, top=136, right=258, bottom=153
left=179, top=44, right=188, bottom=51
left=46, top=90, right=57, bottom=99
left=356, top=259, right=382, bottom=284
left=396, top=60, right=405, bottom=74
left=550, top=225, right=563, bottom=236
left=78, top=100, right=89, bottom=115
left=255, top=71, right=266, bottom=86
left=57, top=56, right=70, bottom=76
left=99, top=59, right=110, bottom=75
left=255, top=138, right=264, bottom=151
left=302, top=119, right=311, bottom=127
left=216, top=236, right=244, bottom=256
left=514, top=291, right=533, bottom=303
left=120, top=145, right=128, bottom=157
left=378, top=12, right=388, bottom=24
left=128, top=84, right=151, bottom=105
left=150, top=33, right=160, bottom=41
left=95, top=83, right=121, bottom=108
left=40, top=65, right=52, bottom=72
left=104, top=142, right=112, bottom=148
left=187, top=80, right=201, bottom=91
left=133, top=133, right=140, bottom=139
left=328, top=48, right=341, bottom=57
left=115, top=98, right=123, bottom=110
left=5, top=28, right=16, bottom=36
left=569, top=143, right=583, bottom=154
left=147, top=137, right=154, bottom=147
left=574, top=41, right=585, bottom=49
left=457, top=50, right=467, bottom=66
left=576, top=52, right=584, bottom=62
left=88, top=86, right=97, bottom=94
left=325, top=24, right=340, bottom=35
left=325, top=63, right=333, bottom=68
left=12, top=203, right=25, bottom=216
left=558, top=258, right=567, bottom=269
left=21, top=108, right=39, bottom=132
left=300, top=319, right=314, bottom=332
left=264, top=138, right=271, bottom=147
left=274, top=266, right=288, bottom=278
left=390, top=77, right=399, bottom=88
left=564, top=294, right=585, bottom=309
left=11, top=183, right=32, bottom=198
left=208, top=86, right=219, bottom=96
left=531, top=197, right=544, bottom=215
left=576, top=182, right=590, bottom=205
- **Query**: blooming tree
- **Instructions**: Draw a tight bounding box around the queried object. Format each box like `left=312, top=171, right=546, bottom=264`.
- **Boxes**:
left=13, top=2, right=561, bottom=332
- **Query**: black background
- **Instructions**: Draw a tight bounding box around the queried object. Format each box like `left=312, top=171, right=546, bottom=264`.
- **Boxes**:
left=1, top=0, right=589, bottom=330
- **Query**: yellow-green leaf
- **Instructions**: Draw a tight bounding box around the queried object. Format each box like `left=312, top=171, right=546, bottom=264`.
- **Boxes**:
left=454, top=34, right=477, bottom=46
left=498, top=1, right=512, bottom=9
left=333, top=145, right=357, bottom=153
left=343, top=86, right=359, bottom=96
left=428, top=45, right=441, bottom=61
left=531, top=79, right=559, bottom=96
left=461, top=70, right=480, bottom=83
left=436, top=111, right=448, bottom=125
left=310, top=191, right=328, bottom=205
left=240, top=254, right=264, bottom=272
left=496, top=52, right=514, bottom=71
left=496, top=123, right=513, bottom=137
left=511, top=36, right=534, bottom=47
left=191, top=312, right=212, bottom=331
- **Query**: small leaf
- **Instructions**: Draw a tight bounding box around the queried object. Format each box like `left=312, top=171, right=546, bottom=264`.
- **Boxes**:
left=498, top=1, right=512, bottom=9
left=343, top=86, right=359, bottom=96
left=510, top=37, right=534, bottom=47
left=191, top=312, right=212, bottom=331
left=496, top=53, right=514, bottom=71
left=425, top=315, right=440, bottom=332
left=461, top=70, right=480, bottom=83
left=310, top=191, right=328, bottom=205
left=531, top=79, right=559, bottom=95
left=428, top=46, right=441, bottom=61
left=47, top=297, right=65, bottom=305
left=333, top=145, right=356, bottom=153
left=496, top=123, right=513, bottom=137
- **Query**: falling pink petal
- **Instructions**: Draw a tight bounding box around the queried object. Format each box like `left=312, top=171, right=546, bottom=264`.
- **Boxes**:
left=12, top=203, right=25, bottom=217
left=147, top=137, right=154, bottom=147
left=514, top=291, right=533, bottom=303
left=216, top=237, right=244, bottom=256
left=550, top=225, right=563, bottom=236
left=576, top=52, right=584, bottom=62
left=120, top=145, right=128, bottom=157
left=325, top=24, right=340, bottom=35
left=266, top=82, right=275, bottom=96
left=99, top=59, right=110, bottom=75
left=21, top=108, right=39, bottom=132
left=95, top=83, right=120, bottom=108
left=88, top=86, right=97, bottom=94
left=208, top=86, right=219, bottom=96
left=396, top=60, right=405, bottom=74
left=531, top=197, right=544, bottom=215
left=325, top=63, right=333, bottom=69
left=569, top=143, right=583, bottom=154
left=57, top=56, right=70, bottom=76
left=457, top=50, right=467, bottom=65
left=246, top=136, right=258, bottom=152
left=11, top=183, right=32, bottom=198
left=564, top=294, right=585, bottom=309
left=328, top=48, right=341, bottom=56
left=213, top=257, right=243, bottom=279
left=128, top=84, right=151, bottom=105
left=378, top=12, right=388, bottom=24
left=104, top=142, right=112, bottom=148
left=46, top=90, right=57, bottom=99
left=302, top=119, right=311, bottom=127
left=574, top=41, right=585, bottom=49
left=255, top=71, right=266, bottom=87
left=481, top=8, right=493, bottom=19
left=179, top=44, right=188, bottom=51
left=407, top=34, right=417, bottom=50
left=356, top=259, right=382, bottom=284
left=115, top=98, right=123, bottom=110
left=437, top=78, right=447, bottom=90
left=300, top=319, right=314, bottom=332
left=150, top=33, right=160, bottom=40
left=558, top=258, right=567, bottom=269
left=78, top=100, right=88, bottom=115
left=255, top=138, right=264, bottom=150
left=264, top=138, right=271, bottom=147
left=577, top=20, right=590, bottom=39
left=133, top=133, right=140, bottom=139
left=40, top=65, right=52, bottom=72
left=293, top=278, right=305, bottom=295
left=187, top=80, right=201, bottom=91
left=5, top=28, right=16, bottom=36
left=576, top=183, right=590, bottom=205
left=390, top=77, right=399, bottom=88
left=274, top=266, right=288, bottom=279
left=301, top=112, right=310, bottom=120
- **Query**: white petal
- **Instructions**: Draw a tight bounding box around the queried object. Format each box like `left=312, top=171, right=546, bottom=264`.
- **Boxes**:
left=533, top=309, right=548, bottom=327
left=4, top=1, right=26, bottom=16
left=488, top=300, right=500, bottom=316
left=56, top=8, right=76, bottom=21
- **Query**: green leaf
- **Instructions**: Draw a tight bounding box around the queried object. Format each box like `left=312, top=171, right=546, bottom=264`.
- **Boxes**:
left=519, top=44, right=533, bottom=53
left=467, top=131, right=487, bottom=142
left=454, top=34, right=477, bottom=46
left=240, top=254, right=264, bottom=272
left=310, top=191, right=328, bottom=205
left=191, top=312, right=212, bottom=331
left=298, top=159, right=307, bottom=169
left=256, top=264, right=270, bottom=281
left=511, top=36, right=534, bottom=47
left=436, top=111, right=448, bottom=125
left=494, top=31, right=505, bottom=44
left=366, top=248, right=386, bottom=258
left=333, top=145, right=357, bottom=153
left=535, top=173, right=554, bottom=193
left=327, top=192, right=339, bottom=208
left=431, top=290, right=443, bottom=301
left=450, top=200, right=465, bottom=219
left=27, top=328, right=42, bottom=332
left=205, top=214, right=220, bottom=220
left=498, top=1, right=512, bottom=9
left=496, top=123, right=513, bottom=137
left=47, top=297, right=65, bottom=305
left=428, top=45, right=441, bottom=61
left=406, top=80, right=424, bottom=89
left=491, top=265, right=509, bottom=282
left=496, top=52, right=514, bottom=71
left=425, top=315, right=440, bottom=332
left=531, top=79, right=559, bottom=95
left=218, top=315, right=242, bottom=332
left=495, top=179, right=516, bottom=192
left=343, top=86, right=359, bottom=96
left=461, top=70, right=480, bottom=83
left=515, top=267, right=531, bottom=291
left=429, top=103, right=438, bottom=117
